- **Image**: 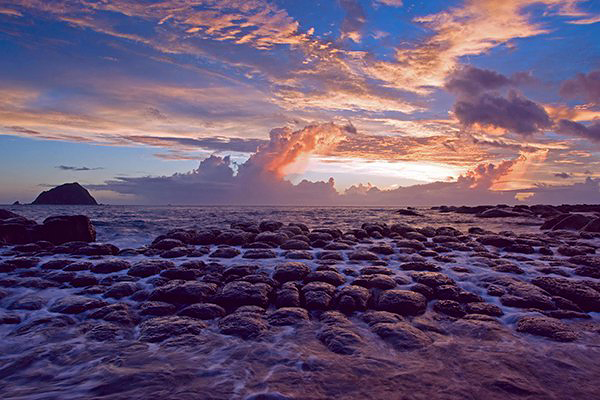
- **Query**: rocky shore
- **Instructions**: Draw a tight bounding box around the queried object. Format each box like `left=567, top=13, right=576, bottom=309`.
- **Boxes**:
left=0, top=205, right=599, bottom=399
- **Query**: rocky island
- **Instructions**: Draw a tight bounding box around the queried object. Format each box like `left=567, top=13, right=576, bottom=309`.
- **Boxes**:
left=32, top=182, right=98, bottom=205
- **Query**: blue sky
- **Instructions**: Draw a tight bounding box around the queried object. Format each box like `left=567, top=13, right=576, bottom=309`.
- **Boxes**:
left=0, top=0, right=599, bottom=204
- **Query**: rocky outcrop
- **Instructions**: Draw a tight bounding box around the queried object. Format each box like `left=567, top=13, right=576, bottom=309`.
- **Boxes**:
left=0, top=210, right=96, bottom=244
left=32, top=182, right=98, bottom=205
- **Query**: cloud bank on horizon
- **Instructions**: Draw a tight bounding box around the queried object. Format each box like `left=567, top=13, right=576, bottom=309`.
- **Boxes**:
left=0, top=0, right=599, bottom=204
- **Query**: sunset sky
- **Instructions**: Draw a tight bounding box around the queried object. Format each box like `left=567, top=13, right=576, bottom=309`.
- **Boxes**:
left=0, top=0, right=599, bottom=205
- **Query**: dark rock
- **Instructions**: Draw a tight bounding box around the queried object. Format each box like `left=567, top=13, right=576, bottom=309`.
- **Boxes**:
left=284, top=250, right=313, bottom=260
left=243, top=249, right=277, bottom=259
left=70, top=274, right=98, bottom=287
left=267, top=307, right=309, bottom=326
left=49, top=295, right=106, bottom=314
left=139, top=301, right=177, bottom=316
left=218, top=312, right=268, bottom=339
left=32, top=182, right=97, bottom=205
left=149, top=281, right=218, bottom=304
left=304, top=270, right=345, bottom=286
left=348, top=250, right=379, bottom=261
left=151, top=238, right=184, bottom=250
left=90, top=259, right=130, bottom=274
left=9, top=295, right=46, bottom=310
left=104, top=282, right=140, bottom=299
left=477, top=235, right=514, bottom=247
left=302, top=282, right=336, bottom=310
left=128, top=260, right=173, bottom=277
left=217, top=281, right=271, bottom=309
left=377, top=290, right=428, bottom=315
left=139, top=316, right=206, bottom=342
left=0, top=313, right=21, bottom=324
left=433, top=300, right=465, bottom=317
left=178, top=303, right=226, bottom=319
left=210, top=246, right=241, bottom=258
left=160, top=268, right=196, bottom=280
left=552, top=214, right=592, bottom=230
left=516, top=316, right=576, bottom=341
left=335, top=285, right=370, bottom=313
left=281, top=240, right=311, bottom=250
left=272, top=262, right=311, bottom=282
left=38, top=215, right=96, bottom=244
left=531, top=276, right=600, bottom=311
left=583, top=217, right=600, bottom=232
left=275, top=282, right=301, bottom=308
left=89, top=303, right=138, bottom=325
left=370, top=322, right=432, bottom=350
left=352, top=274, right=397, bottom=289
left=435, top=285, right=461, bottom=301
left=400, top=262, right=440, bottom=272
left=368, top=244, right=394, bottom=255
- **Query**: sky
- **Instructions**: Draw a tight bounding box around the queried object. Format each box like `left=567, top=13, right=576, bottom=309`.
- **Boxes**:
left=0, top=0, right=599, bottom=205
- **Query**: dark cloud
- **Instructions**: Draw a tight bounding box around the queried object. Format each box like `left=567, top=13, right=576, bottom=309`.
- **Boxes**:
left=340, top=0, right=366, bottom=42
left=126, top=136, right=267, bottom=153
left=453, top=91, right=551, bottom=135
left=559, top=69, right=600, bottom=103
left=445, top=66, right=511, bottom=98
left=56, top=165, right=103, bottom=171
left=554, top=172, right=571, bottom=179
left=557, top=119, right=600, bottom=142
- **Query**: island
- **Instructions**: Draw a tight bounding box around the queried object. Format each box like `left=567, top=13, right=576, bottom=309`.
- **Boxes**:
left=32, top=182, right=98, bottom=205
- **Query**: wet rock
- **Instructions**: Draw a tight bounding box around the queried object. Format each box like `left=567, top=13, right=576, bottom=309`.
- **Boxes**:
left=281, top=239, right=311, bottom=250
left=506, top=244, right=535, bottom=254
left=583, top=217, right=600, bottom=232
left=218, top=312, right=268, bottom=339
left=360, top=266, right=394, bottom=275
left=259, top=220, right=283, bottom=232
left=90, top=259, right=130, bottom=274
left=255, top=231, right=288, bottom=246
left=0, top=313, right=21, bottom=324
left=500, top=285, right=556, bottom=310
left=151, top=238, right=184, bottom=250
left=63, top=261, right=92, bottom=271
left=284, top=250, right=313, bottom=260
left=558, top=245, right=594, bottom=257
left=150, top=280, right=218, bottom=303
left=128, top=260, right=173, bottom=277
left=433, top=300, right=465, bottom=317
left=550, top=214, right=592, bottom=231
left=410, top=283, right=434, bottom=300
left=139, top=316, right=206, bottom=342
left=139, top=301, right=176, bottom=316
left=400, top=262, right=440, bottom=272
left=89, top=303, right=138, bottom=325
left=477, top=235, right=514, bottom=248
left=317, top=317, right=362, bottom=355
left=178, top=303, right=226, bottom=319
left=275, top=282, right=301, bottom=308
left=160, top=247, right=189, bottom=258
left=492, top=263, right=525, bottom=274
left=49, top=295, right=106, bottom=314
left=70, top=274, right=99, bottom=287
left=38, top=215, right=96, bottom=244
left=370, top=321, right=432, bottom=350
left=104, top=282, right=140, bottom=299
left=335, top=285, right=370, bottom=313
left=410, top=271, right=455, bottom=287
left=160, top=268, right=196, bottom=280
left=316, top=251, right=344, bottom=261
left=41, top=259, right=73, bottom=270
left=304, top=270, right=345, bottom=286
left=272, top=262, right=311, bottom=282
left=531, top=276, right=600, bottom=311
left=463, top=302, right=504, bottom=316
left=348, top=250, right=379, bottom=261
left=11, top=315, right=76, bottom=336
left=75, top=243, right=119, bottom=256
left=352, top=274, right=396, bottom=289
left=217, top=281, right=271, bottom=309
left=302, top=281, right=336, bottom=310
left=7, top=257, right=40, bottom=268
left=377, top=290, right=427, bottom=315
left=368, top=244, right=394, bottom=255
left=243, top=249, right=277, bottom=259
left=516, top=316, right=576, bottom=341
left=45, top=270, right=76, bottom=284
left=9, top=295, right=46, bottom=310
left=434, top=285, right=461, bottom=301
left=84, top=321, right=123, bottom=341
left=267, top=307, right=310, bottom=326
left=361, top=310, right=403, bottom=325
left=210, top=246, right=241, bottom=258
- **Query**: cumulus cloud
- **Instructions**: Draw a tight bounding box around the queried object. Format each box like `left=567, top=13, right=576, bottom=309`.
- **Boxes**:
left=560, top=69, right=600, bottom=103
left=91, top=122, right=599, bottom=205
left=56, top=165, right=103, bottom=171
left=557, top=119, right=600, bottom=142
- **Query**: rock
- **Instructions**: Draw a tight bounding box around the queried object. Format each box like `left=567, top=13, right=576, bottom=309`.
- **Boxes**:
left=531, top=276, right=600, bottom=312
left=516, top=316, right=576, bottom=341
left=139, top=301, right=176, bottom=316
left=304, top=270, right=346, bottom=286
left=368, top=244, right=394, bottom=255
left=151, top=238, right=185, bottom=250
left=370, top=322, right=432, bottom=350
left=210, top=246, right=241, bottom=258
left=284, top=250, right=313, bottom=260
left=317, top=319, right=362, bottom=355
left=160, top=268, right=196, bottom=280
left=396, top=208, right=422, bottom=216
left=435, top=285, right=461, bottom=301
left=352, top=274, right=397, bottom=289
left=242, top=249, right=277, bottom=259
left=9, top=295, right=46, bottom=310
left=335, top=285, right=370, bottom=313
left=139, top=316, right=206, bottom=342
left=149, top=281, right=218, bottom=304
left=218, top=312, right=268, bottom=339
left=49, top=295, right=106, bottom=314
left=0, top=313, right=21, bottom=324
left=583, top=217, right=600, bottom=232
left=272, top=262, right=311, bottom=282
left=39, top=215, right=97, bottom=244
left=104, top=282, right=140, bottom=299
left=411, top=271, right=455, bottom=287
left=32, top=182, right=98, bottom=205
left=70, top=274, right=98, bottom=287
left=348, top=250, right=379, bottom=261
left=377, top=290, right=427, bottom=315
left=275, top=282, right=301, bottom=308
left=259, top=220, right=283, bottom=232
left=267, top=307, right=310, bottom=325
left=90, top=260, right=130, bottom=274
left=477, top=208, right=522, bottom=218
left=217, top=281, right=271, bottom=309
left=400, top=262, right=440, bottom=272
left=280, top=240, right=311, bottom=250
left=464, top=302, right=504, bottom=317
left=433, top=300, right=465, bottom=317
left=302, top=282, right=336, bottom=310
left=128, top=260, right=172, bottom=277
left=89, top=303, right=138, bottom=325
left=178, top=303, right=226, bottom=319
left=477, top=235, right=514, bottom=247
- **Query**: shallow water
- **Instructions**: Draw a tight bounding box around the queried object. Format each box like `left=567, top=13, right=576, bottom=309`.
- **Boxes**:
left=1, top=206, right=599, bottom=399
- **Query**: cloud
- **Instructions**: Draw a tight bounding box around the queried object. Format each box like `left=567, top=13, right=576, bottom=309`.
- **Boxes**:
left=56, top=165, right=103, bottom=171
left=560, top=69, right=600, bottom=103
left=453, top=90, right=552, bottom=135
left=557, top=119, right=600, bottom=142
left=126, top=136, right=267, bottom=153
left=373, top=0, right=403, bottom=6
left=445, top=66, right=512, bottom=98
left=340, top=0, right=367, bottom=43
left=90, top=122, right=599, bottom=205
left=554, top=172, right=571, bottom=179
